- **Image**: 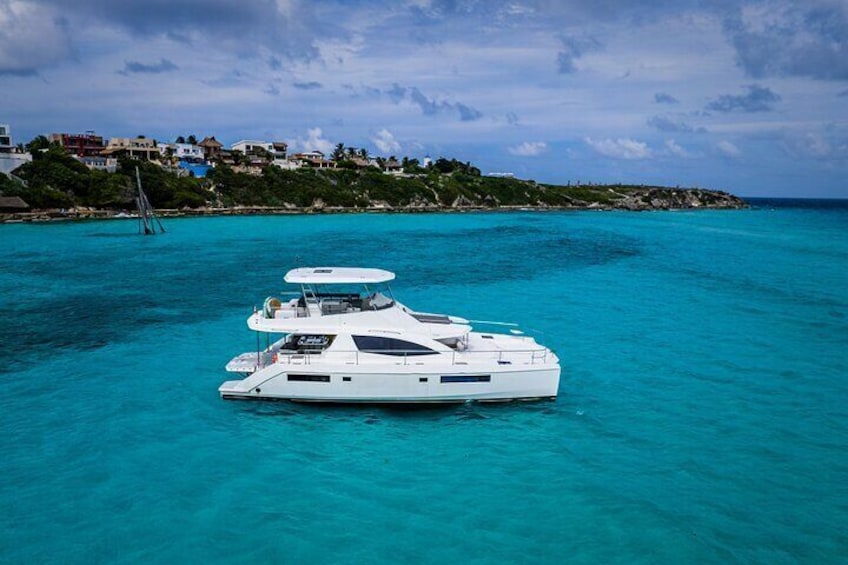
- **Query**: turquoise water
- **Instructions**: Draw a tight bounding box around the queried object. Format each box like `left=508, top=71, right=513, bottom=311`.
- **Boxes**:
left=1, top=202, right=847, bottom=563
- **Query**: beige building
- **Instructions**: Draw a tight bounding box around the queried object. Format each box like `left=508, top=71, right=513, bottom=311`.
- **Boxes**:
left=101, top=137, right=159, bottom=161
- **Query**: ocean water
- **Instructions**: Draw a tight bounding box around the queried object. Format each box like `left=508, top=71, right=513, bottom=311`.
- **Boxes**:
left=1, top=201, right=847, bottom=563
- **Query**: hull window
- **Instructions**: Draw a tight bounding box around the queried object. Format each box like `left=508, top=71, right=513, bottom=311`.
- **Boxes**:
left=287, top=374, right=331, bottom=383
left=441, top=375, right=491, bottom=383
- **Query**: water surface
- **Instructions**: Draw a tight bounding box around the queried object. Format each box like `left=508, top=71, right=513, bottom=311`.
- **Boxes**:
left=1, top=202, right=846, bottom=563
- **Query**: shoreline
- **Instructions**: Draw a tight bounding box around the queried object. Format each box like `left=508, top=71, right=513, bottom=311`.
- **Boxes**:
left=2, top=200, right=748, bottom=224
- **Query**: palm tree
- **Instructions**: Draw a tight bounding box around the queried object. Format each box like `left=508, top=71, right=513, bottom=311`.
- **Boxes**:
left=187, top=134, right=198, bottom=145
left=332, top=143, right=345, bottom=161
left=358, top=147, right=369, bottom=160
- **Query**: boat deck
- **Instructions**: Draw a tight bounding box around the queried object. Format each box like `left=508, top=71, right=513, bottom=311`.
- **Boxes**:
left=226, top=331, right=554, bottom=374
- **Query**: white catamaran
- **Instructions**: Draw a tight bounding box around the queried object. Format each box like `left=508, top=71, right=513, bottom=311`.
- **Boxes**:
left=219, top=267, right=561, bottom=403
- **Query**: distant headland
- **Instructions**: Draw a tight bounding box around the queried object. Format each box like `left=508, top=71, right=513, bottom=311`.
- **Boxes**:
left=0, top=131, right=746, bottom=222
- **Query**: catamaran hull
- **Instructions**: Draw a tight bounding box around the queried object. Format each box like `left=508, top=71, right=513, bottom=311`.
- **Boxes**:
left=219, top=365, right=560, bottom=404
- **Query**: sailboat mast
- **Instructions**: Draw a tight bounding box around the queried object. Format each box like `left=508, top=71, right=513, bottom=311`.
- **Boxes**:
left=135, top=167, right=150, bottom=234
left=135, top=166, right=164, bottom=234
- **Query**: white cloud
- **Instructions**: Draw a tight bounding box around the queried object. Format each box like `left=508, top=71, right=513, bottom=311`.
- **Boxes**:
left=716, top=140, right=741, bottom=157
left=0, top=1, right=72, bottom=74
left=780, top=131, right=848, bottom=161
left=371, top=128, right=401, bottom=154
left=800, top=133, right=832, bottom=159
left=3, top=1, right=847, bottom=197
left=297, top=127, right=334, bottom=154
left=274, top=0, right=295, bottom=19
left=508, top=141, right=547, bottom=156
left=584, top=137, right=651, bottom=159
left=665, top=139, right=692, bottom=158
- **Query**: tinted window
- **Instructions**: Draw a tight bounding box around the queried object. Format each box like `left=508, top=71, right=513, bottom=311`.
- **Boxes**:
left=287, top=374, right=330, bottom=382
left=352, top=335, right=437, bottom=356
left=440, top=375, right=491, bottom=383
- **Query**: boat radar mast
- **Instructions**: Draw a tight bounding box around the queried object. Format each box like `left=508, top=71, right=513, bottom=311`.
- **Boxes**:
left=135, top=166, right=165, bottom=235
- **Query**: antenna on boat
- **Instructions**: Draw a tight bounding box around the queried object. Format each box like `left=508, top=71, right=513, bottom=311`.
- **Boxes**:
left=135, top=166, right=165, bottom=235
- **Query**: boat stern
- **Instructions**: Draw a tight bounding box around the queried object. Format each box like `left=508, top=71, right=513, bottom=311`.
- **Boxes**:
left=219, top=379, right=254, bottom=399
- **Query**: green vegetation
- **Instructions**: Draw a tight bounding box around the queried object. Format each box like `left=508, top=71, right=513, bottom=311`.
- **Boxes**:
left=1, top=140, right=744, bottom=212
left=4, top=148, right=211, bottom=209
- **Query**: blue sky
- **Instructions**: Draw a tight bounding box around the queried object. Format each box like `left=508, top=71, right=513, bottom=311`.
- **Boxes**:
left=1, top=0, right=847, bottom=197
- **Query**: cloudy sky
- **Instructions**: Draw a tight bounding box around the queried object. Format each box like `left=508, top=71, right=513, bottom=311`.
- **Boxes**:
left=2, top=0, right=847, bottom=197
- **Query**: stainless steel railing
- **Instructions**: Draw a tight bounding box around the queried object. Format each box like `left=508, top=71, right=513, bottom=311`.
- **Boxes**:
left=255, top=347, right=553, bottom=368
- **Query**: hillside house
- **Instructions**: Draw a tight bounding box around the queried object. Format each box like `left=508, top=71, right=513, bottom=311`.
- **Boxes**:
left=199, top=136, right=223, bottom=160
left=101, top=137, right=159, bottom=161
left=48, top=132, right=105, bottom=157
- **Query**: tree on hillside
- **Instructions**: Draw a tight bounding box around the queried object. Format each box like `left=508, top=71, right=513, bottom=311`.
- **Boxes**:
left=176, top=136, right=186, bottom=144
left=187, top=134, right=198, bottom=145
left=358, top=147, right=369, bottom=159
left=230, top=149, right=246, bottom=166
left=433, top=157, right=454, bottom=174
left=431, top=157, right=481, bottom=176
left=401, top=157, right=422, bottom=172
left=346, top=146, right=357, bottom=158
left=332, top=143, right=345, bottom=161
left=26, top=135, right=51, bottom=153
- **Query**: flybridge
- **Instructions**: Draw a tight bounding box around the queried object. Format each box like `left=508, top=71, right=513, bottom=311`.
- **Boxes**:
left=283, top=267, right=395, bottom=285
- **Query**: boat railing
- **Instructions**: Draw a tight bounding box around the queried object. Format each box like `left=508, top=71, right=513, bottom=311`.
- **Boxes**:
left=264, top=347, right=553, bottom=367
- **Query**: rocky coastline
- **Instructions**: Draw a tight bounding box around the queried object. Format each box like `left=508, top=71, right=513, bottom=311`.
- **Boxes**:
left=1, top=186, right=747, bottom=223
left=1, top=148, right=748, bottom=223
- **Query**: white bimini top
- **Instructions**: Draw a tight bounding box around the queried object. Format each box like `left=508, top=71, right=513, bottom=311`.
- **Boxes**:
left=284, top=267, right=396, bottom=285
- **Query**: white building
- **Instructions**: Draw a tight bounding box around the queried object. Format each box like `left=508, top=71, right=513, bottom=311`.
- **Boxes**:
left=0, top=124, right=11, bottom=153
left=272, top=159, right=300, bottom=170
left=173, top=143, right=204, bottom=161
left=0, top=124, right=32, bottom=175
left=79, top=155, right=118, bottom=173
left=231, top=140, right=273, bottom=155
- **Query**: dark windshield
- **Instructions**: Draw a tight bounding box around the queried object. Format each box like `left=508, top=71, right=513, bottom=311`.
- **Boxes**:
left=352, top=335, right=437, bottom=356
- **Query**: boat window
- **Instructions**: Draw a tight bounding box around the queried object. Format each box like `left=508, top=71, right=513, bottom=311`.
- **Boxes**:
left=281, top=335, right=334, bottom=353
left=352, top=335, right=437, bottom=356
left=411, top=313, right=451, bottom=324
left=440, top=375, right=491, bottom=383
left=287, top=374, right=330, bottom=382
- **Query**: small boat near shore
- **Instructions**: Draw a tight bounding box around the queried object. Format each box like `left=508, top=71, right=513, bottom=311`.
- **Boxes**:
left=219, top=267, right=561, bottom=404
